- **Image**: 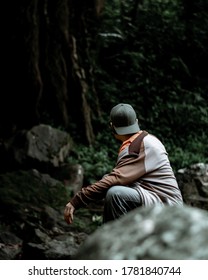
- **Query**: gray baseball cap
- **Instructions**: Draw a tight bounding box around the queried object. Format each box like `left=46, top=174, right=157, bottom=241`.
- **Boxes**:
left=110, top=103, right=140, bottom=135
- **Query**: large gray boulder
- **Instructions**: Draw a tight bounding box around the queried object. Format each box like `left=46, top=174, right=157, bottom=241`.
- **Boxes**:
left=176, top=163, right=208, bottom=210
left=75, top=205, right=208, bottom=260
left=1, top=124, right=72, bottom=172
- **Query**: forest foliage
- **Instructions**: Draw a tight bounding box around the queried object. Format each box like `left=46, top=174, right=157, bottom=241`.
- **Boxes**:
left=69, top=0, right=208, bottom=182
left=2, top=1, right=207, bottom=183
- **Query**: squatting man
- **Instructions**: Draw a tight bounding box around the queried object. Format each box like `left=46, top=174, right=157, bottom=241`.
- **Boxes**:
left=64, top=103, right=183, bottom=224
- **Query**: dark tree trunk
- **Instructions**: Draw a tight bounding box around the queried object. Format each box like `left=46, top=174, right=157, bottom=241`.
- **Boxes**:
left=1, top=0, right=104, bottom=144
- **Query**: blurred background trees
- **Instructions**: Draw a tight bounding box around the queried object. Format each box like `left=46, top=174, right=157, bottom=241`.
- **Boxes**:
left=1, top=0, right=208, bottom=180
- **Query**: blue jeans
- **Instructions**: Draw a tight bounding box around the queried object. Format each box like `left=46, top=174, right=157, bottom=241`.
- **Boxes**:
left=103, top=185, right=142, bottom=223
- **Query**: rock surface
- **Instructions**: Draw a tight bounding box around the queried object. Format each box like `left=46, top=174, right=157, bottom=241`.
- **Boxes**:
left=75, top=205, right=208, bottom=260
left=176, top=163, right=208, bottom=209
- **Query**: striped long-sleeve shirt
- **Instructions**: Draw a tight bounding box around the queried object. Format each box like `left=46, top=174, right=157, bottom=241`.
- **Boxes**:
left=70, top=131, right=183, bottom=209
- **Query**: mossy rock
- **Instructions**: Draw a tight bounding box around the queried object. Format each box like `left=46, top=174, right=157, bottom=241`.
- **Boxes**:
left=0, top=169, right=70, bottom=224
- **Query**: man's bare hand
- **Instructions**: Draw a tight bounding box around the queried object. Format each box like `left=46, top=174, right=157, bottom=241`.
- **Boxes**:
left=64, top=202, right=75, bottom=224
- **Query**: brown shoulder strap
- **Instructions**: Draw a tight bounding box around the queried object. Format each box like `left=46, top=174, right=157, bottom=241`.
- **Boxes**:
left=129, top=130, right=148, bottom=155
left=136, top=130, right=148, bottom=148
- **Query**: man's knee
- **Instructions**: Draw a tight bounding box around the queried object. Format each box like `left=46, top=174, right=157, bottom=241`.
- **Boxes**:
left=105, top=186, right=123, bottom=202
